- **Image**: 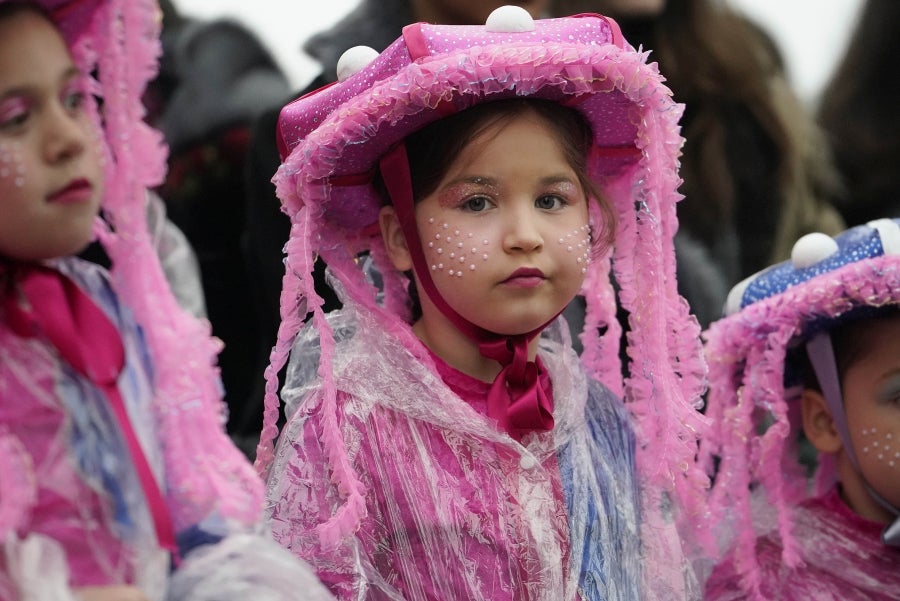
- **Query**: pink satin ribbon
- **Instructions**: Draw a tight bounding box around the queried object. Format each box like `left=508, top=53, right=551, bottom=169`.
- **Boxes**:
left=2, top=263, right=179, bottom=559
left=480, top=335, right=554, bottom=438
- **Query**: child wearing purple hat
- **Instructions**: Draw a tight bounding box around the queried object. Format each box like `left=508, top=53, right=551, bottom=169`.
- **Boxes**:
left=257, top=6, right=710, bottom=600
left=701, top=219, right=900, bottom=600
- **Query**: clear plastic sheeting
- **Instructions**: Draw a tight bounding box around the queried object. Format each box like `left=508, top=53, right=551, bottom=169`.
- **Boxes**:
left=0, top=259, right=171, bottom=594
left=705, top=487, right=900, bottom=600
left=266, top=298, right=695, bottom=600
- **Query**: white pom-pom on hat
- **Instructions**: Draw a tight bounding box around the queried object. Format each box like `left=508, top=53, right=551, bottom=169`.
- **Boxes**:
left=790, top=232, right=839, bottom=269
left=336, top=46, right=380, bottom=82
left=485, top=5, right=535, bottom=32
left=868, top=217, right=900, bottom=255
left=723, top=275, right=752, bottom=316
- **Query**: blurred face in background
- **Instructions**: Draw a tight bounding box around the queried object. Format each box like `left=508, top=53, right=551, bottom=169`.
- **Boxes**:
left=411, top=0, right=551, bottom=25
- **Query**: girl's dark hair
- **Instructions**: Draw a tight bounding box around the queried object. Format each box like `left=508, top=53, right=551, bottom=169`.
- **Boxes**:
left=0, top=1, right=47, bottom=20
left=378, top=97, right=616, bottom=257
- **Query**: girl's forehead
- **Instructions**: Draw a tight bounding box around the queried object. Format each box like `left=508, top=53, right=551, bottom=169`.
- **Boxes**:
left=0, top=9, right=71, bottom=81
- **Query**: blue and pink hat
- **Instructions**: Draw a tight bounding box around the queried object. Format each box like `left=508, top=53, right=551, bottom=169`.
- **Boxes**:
left=700, top=218, right=900, bottom=591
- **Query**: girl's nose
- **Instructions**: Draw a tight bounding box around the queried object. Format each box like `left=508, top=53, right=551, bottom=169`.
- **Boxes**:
left=43, top=104, right=87, bottom=164
left=503, top=207, right=544, bottom=253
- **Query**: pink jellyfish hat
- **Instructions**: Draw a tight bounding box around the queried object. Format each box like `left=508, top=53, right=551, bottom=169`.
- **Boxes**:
left=258, top=6, right=709, bottom=544
left=700, top=218, right=900, bottom=594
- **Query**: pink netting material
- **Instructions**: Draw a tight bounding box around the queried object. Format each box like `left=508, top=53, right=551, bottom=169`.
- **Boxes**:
left=255, top=14, right=710, bottom=556
left=698, top=254, right=900, bottom=597
left=2, top=0, right=263, bottom=533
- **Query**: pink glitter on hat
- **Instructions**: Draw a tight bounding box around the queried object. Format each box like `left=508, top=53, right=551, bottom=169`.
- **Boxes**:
left=258, top=6, right=709, bottom=548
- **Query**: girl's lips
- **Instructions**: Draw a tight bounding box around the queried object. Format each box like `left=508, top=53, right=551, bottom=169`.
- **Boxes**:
left=502, top=267, right=546, bottom=287
left=48, top=178, right=93, bottom=204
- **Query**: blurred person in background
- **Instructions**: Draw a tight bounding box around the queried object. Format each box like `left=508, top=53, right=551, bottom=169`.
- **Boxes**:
left=817, top=0, right=900, bottom=226
left=552, top=0, right=845, bottom=328
left=148, top=0, right=291, bottom=446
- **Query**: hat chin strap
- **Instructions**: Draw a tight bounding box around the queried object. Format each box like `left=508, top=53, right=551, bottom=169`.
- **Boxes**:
left=807, top=333, right=900, bottom=546
left=379, top=144, right=557, bottom=440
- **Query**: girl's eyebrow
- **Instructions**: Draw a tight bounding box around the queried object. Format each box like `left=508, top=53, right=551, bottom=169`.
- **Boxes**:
left=443, top=175, right=497, bottom=188
left=443, top=174, right=577, bottom=188
left=60, top=65, right=81, bottom=82
left=540, top=175, right=579, bottom=186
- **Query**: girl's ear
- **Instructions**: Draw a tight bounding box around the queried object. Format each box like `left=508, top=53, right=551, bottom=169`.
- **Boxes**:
left=379, top=206, right=413, bottom=271
left=800, top=388, right=843, bottom=454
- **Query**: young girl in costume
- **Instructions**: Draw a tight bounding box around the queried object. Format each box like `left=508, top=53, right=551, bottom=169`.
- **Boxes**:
left=700, top=218, right=900, bottom=600
left=257, top=6, right=710, bottom=600
left=0, top=2, right=334, bottom=600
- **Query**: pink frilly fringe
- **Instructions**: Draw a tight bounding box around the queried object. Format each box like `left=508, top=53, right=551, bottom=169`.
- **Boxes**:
left=50, top=0, right=263, bottom=532
left=699, top=254, right=900, bottom=598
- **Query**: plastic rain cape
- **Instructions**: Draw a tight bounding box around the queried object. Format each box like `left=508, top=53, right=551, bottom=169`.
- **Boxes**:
left=266, top=279, right=695, bottom=600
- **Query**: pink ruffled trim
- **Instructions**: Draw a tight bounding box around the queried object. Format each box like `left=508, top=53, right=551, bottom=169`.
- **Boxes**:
left=52, top=0, right=263, bottom=530
left=700, top=255, right=900, bottom=596
left=260, top=36, right=709, bottom=550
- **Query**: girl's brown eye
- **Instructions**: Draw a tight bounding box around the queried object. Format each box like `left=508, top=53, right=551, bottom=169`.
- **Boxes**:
left=463, top=196, right=489, bottom=212
left=536, top=195, right=564, bottom=210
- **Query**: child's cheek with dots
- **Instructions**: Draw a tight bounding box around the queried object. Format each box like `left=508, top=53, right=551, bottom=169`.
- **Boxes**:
left=424, top=217, right=490, bottom=280
left=422, top=218, right=594, bottom=279
left=557, top=223, right=592, bottom=275
left=860, top=427, right=899, bottom=471
left=0, top=142, right=26, bottom=187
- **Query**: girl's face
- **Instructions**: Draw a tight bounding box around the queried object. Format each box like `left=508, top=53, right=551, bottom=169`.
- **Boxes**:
left=0, top=9, right=102, bottom=262
left=412, top=111, right=591, bottom=337
left=842, top=314, right=900, bottom=515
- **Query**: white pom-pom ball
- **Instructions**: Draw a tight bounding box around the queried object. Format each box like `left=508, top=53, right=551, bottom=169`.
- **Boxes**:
left=868, top=218, right=900, bottom=255
left=791, top=232, right=839, bottom=269
left=336, top=46, right=380, bottom=82
left=485, top=5, right=535, bottom=32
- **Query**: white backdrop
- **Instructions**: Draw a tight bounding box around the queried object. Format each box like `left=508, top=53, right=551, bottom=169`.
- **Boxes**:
left=171, top=0, right=864, bottom=104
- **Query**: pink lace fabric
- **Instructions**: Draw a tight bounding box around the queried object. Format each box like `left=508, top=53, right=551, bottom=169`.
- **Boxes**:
left=699, top=251, right=900, bottom=598
left=257, top=21, right=710, bottom=594
left=55, top=0, right=263, bottom=531
left=705, top=487, right=900, bottom=600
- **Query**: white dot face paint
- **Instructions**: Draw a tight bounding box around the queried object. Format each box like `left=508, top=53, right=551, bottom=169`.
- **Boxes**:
left=840, top=314, right=900, bottom=514
left=558, top=223, right=592, bottom=275
left=424, top=221, right=482, bottom=278
left=860, top=428, right=899, bottom=470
